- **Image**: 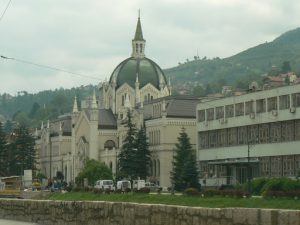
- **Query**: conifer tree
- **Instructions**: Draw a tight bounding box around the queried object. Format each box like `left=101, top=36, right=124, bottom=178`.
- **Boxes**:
left=171, top=128, right=200, bottom=191
left=13, top=125, right=37, bottom=175
left=135, top=126, right=150, bottom=179
left=118, top=110, right=138, bottom=179
left=0, top=122, right=8, bottom=175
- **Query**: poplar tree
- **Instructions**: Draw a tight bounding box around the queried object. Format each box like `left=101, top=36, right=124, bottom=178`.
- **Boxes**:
left=118, top=110, right=138, bottom=179
left=135, top=126, right=150, bottom=179
left=171, top=128, right=200, bottom=191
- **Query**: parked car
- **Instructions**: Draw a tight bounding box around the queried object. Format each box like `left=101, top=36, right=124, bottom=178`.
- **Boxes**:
left=116, top=180, right=131, bottom=192
left=94, top=180, right=115, bottom=191
left=132, top=179, right=145, bottom=191
left=145, top=182, right=160, bottom=192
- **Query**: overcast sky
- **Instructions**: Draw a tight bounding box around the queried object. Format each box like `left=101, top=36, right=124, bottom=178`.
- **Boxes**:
left=0, top=0, right=299, bottom=95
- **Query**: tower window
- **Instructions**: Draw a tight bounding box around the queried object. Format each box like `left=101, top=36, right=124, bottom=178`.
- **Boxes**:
left=122, top=96, right=124, bottom=106
left=136, top=43, right=138, bottom=53
left=140, top=43, right=143, bottom=53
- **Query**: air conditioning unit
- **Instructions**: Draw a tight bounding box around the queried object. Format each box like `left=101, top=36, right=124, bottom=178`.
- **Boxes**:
left=271, top=110, right=278, bottom=116
left=249, top=112, right=255, bottom=119
left=290, top=107, right=296, bottom=113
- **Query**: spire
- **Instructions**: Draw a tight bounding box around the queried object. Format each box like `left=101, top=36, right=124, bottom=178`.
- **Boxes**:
left=47, top=120, right=50, bottom=129
left=41, top=121, right=44, bottom=130
left=134, top=10, right=144, bottom=41
left=91, top=89, right=97, bottom=109
left=132, top=12, right=146, bottom=58
left=73, top=96, right=78, bottom=113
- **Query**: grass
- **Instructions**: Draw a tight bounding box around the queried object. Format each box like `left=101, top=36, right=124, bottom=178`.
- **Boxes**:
left=48, top=192, right=300, bottom=210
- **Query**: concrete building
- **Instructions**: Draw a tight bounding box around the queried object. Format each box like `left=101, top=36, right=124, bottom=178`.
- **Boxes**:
left=196, top=84, right=300, bottom=186
left=35, top=16, right=199, bottom=188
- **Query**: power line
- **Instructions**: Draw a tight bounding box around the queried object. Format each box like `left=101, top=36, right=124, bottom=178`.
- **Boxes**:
left=0, top=0, right=12, bottom=23
left=0, top=55, right=102, bottom=81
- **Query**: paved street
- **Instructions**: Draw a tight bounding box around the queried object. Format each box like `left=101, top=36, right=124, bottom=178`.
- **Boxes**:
left=0, top=219, right=38, bottom=225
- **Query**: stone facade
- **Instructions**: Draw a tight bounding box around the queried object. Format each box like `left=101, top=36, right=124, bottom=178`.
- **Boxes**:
left=1, top=199, right=300, bottom=225
left=35, top=16, right=200, bottom=188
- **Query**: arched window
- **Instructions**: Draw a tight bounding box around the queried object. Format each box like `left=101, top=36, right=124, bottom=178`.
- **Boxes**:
left=153, top=160, right=156, bottom=177
left=104, top=140, right=116, bottom=150
left=140, top=43, right=143, bottom=53
left=157, top=160, right=160, bottom=177
left=136, top=43, right=138, bottom=53
left=109, top=161, right=113, bottom=171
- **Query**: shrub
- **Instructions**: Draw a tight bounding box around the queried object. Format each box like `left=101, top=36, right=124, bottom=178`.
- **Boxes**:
left=261, top=177, right=300, bottom=193
left=139, top=187, right=150, bottom=194
left=93, top=188, right=103, bottom=194
left=104, top=188, right=112, bottom=194
left=125, top=188, right=131, bottom=193
left=184, top=188, right=199, bottom=196
left=201, top=189, right=219, bottom=197
left=251, top=178, right=268, bottom=195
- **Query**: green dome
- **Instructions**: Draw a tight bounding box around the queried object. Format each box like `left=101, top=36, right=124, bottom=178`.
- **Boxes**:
left=110, top=57, right=167, bottom=89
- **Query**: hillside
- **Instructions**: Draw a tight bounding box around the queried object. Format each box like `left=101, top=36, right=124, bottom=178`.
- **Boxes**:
left=165, top=27, right=300, bottom=94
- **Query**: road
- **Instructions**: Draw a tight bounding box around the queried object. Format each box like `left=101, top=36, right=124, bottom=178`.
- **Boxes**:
left=0, top=219, right=38, bottom=225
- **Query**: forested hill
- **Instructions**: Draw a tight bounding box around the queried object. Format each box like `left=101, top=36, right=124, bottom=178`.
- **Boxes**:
left=0, top=85, right=94, bottom=128
left=165, top=27, right=300, bottom=91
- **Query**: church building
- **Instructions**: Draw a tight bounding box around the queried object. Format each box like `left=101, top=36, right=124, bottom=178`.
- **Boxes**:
left=35, top=16, right=199, bottom=188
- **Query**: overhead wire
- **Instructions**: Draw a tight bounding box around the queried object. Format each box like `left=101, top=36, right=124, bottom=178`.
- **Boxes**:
left=0, top=0, right=12, bottom=23
left=0, top=55, right=102, bottom=81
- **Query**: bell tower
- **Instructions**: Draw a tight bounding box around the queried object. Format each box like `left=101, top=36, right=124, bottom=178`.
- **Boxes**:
left=131, top=11, right=146, bottom=58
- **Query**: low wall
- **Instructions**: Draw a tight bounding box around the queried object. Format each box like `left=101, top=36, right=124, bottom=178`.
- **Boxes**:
left=0, top=198, right=299, bottom=225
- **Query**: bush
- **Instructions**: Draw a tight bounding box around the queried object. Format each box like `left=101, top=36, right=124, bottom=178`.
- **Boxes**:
left=93, top=188, right=103, bottom=194
left=251, top=178, right=268, bottom=195
left=134, top=187, right=150, bottom=194
left=184, top=188, right=199, bottom=196
left=261, top=177, right=300, bottom=193
left=201, top=189, right=219, bottom=197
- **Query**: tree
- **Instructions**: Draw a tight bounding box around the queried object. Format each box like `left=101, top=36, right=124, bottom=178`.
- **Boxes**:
left=118, top=110, right=138, bottom=179
left=281, top=61, right=292, bottom=73
left=0, top=122, right=8, bottom=176
left=135, top=126, right=150, bottom=179
left=13, top=125, right=37, bottom=175
left=192, top=85, right=205, bottom=96
left=171, top=128, right=200, bottom=191
left=75, top=159, right=112, bottom=186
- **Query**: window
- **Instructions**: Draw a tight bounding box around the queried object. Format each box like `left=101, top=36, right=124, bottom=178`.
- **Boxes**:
left=283, top=156, right=294, bottom=176
left=259, top=157, right=270, bottom=177
left=267, top=97, right=277, bottom=112
left=104, top=140, right=116, bottom=150
left=122, top=95, right=124, bottom=106
left=247, top=125, right=258, bottom=144
left=270, top=122, right=281, bottom=142
left=279, top=95, right=290, bottom=110
left=245, top=101, right=253, bottom=115
left=237, top=127, right=247, bottom=145
left=218, top=129, right=227, bottom=147
left=295, top=120, right=300, bottom=140
left=206, top=108, right=214, bottom=121
left=216, top=106, right=224, bottom=119
left=227, top=128, right=237, bottom=146
left=235, top=103, right=244, bottom=116
left=259, top=124, right=269, bottom=143
left=199, top=132, right=208, bottom=149
left=281, top=121, right=294, bottom=142
left=225, top=105, right=234, bottom=118
left=256, top=99, right=266, bottom=113
left=270, top=156, right=282, bottom=177
left=198, top=110, right=205, bottom=122
left=209, top=131, right=217, bottom=148
left=140, top=43, right=143, bottom=53
left=292, top=93, right=300, bottom=107
left=136, top=43, right=138, bottom=53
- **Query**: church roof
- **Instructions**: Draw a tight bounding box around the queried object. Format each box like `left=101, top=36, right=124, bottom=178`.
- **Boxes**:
left=98, top=109, right=117, bottom=129
left=110, top=57, right=167, bottom=89
left=134, top=16, right=144, bottom=41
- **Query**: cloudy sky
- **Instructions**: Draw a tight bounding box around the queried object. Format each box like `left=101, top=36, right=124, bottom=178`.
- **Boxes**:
left=0, top=0, right=299, bottom=95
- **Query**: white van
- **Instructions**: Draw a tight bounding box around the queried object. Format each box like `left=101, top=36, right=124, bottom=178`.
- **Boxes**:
left=132, top=180, right=145, bottom=190
left=94, top=180, right=115, bottom=191
left=116, top=180, right=131, bottom=192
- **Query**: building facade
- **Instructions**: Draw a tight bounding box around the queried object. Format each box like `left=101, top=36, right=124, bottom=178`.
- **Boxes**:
left=36, top=16, right=199, bottom=188
left=196, top=84, right=300, bottom=186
